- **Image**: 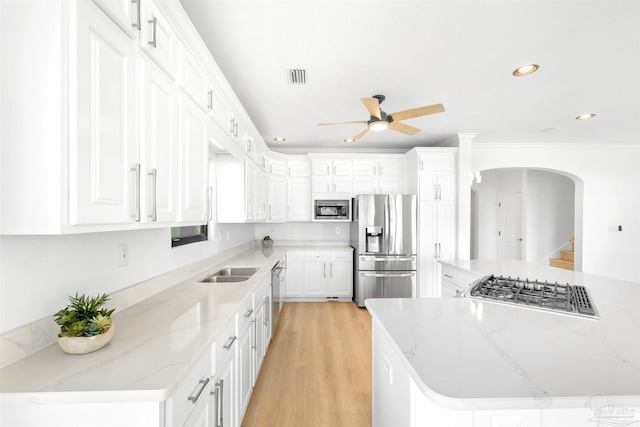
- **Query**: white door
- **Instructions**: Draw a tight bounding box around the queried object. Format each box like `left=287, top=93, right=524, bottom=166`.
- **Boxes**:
left=72, top=0, right=138, bottom=225
left=498, top=192, right=523, bottom=260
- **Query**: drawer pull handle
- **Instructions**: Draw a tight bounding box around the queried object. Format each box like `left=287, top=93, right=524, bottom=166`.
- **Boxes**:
left=223, top=335, right=237, bottom=350
left=444, top=274, right=453, bottom=278
left=244, top=309, right=253, bottom=318
left=188, top=378, right=210, bottom=404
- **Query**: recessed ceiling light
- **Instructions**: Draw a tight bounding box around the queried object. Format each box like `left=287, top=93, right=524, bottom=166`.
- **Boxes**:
left=512, top=64, right=539, bottom=76
left=273, top=137, right=286, bottom=142
left=576, top=113, right=596, bottom=120
left=344, top=138, right=356, bottom=143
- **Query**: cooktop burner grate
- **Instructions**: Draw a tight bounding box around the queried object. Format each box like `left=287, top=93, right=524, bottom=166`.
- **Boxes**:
left=465, top=275, right=599, bottom=319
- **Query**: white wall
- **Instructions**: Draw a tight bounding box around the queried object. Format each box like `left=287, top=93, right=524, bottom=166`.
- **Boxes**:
left=254, top=222, right=350, bottom=244
left=0, top=223, right=254, bottom=334
left=525, top=170, right=574, bottom=263
left=471, top=143, right=640, bottom=282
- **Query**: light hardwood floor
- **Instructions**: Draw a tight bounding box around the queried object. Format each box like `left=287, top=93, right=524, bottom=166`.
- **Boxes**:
left=241, top=302, right=372, bottom=427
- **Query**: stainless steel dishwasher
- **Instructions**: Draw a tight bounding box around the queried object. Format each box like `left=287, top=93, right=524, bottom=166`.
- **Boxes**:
left=271, top=257, right=285, bottom=336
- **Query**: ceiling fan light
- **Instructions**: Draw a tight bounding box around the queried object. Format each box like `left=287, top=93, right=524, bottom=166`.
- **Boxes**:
left=368, top=121, right=388, bottom=132
left=512, top=64, right=539, bottom=76
left=576, top=113, right=596, bottom=120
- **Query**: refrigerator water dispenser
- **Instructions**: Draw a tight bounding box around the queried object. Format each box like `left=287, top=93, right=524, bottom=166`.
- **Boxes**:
left=366, top=226, right=383, bottom=253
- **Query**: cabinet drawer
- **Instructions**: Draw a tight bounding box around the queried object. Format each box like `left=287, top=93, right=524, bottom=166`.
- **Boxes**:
left=441, top=265, right=462, bottom=287
left=168, top=350, right=211, bottom=427
left=305, top=251, right=329, bottom=261
left=330, top=251, right=352, bottom=262
left=237, top=294, right=254, bottom=333
left=213, top=317, right=236, bottom=374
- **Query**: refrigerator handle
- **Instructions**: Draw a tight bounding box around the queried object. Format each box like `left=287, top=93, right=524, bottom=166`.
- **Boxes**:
left=384, top=196, right=391, bottom=254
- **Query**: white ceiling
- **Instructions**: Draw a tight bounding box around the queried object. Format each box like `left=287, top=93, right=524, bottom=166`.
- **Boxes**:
left=179, top=0, right=640, bottom=152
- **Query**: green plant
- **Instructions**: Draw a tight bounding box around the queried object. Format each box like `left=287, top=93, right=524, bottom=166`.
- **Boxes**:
left=263, top=235, right=272, bottom=240
left=54, top=293, right=115, bottom=338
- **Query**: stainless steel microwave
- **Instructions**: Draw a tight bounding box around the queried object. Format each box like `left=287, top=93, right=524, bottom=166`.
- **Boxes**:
left=313, top=199, right=351, bottom=221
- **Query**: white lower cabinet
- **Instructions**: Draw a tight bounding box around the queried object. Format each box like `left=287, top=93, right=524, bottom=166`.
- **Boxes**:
left=212, top=318, right=238, bottom=427
left=167, top=350, right=212, bottom=427
left=237, top=319, right=253, bottom=422
left=285, top=250, right=353, bottom=300
left=440, top=263, right=483, bottom=298
left=285, top=251, right=305, bottom=297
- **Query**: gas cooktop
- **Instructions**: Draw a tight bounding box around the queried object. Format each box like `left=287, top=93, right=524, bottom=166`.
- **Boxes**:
left=462, top=275, right=599, bottom=319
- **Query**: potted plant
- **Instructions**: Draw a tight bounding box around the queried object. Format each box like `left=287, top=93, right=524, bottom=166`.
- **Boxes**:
left=54, top=293, right=115, bottom=354
left=262, top=235, right=273, bottom=248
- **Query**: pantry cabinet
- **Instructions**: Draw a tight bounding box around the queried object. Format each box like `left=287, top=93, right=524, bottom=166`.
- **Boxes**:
left=411, top=149, right=457, bottom=298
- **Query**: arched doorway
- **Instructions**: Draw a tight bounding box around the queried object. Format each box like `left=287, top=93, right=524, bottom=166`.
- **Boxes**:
left=470, top=168, right=583, bottom=270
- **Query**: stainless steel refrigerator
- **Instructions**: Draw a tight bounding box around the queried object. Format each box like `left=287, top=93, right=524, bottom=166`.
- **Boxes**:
left=350, top=194, right=417, bottom=307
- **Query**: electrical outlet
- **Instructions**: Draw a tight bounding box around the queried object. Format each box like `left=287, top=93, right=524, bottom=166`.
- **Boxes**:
left=116, top=244, right=129, bottom=268
left=336, top=226, right=341, bottom=235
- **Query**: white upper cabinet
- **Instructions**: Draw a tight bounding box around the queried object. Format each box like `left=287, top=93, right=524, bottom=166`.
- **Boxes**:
left=140, top=58, right=178, bottom=224
left=287, top=158, right=311, bottom=177
left=140, top=0, right=178, bottom=78
left=91, top=0, right=138, bottom=38
left=268, top=175, right=287, bottom=222
left=268, top=158, right=287, bottom=176
left=178, top=45, right=211, bottom=113
left=312, top=159, right=352, bottom=176
left=178, top=94, right=209, bottom=222
left=71, top=0, right=139, bottom=226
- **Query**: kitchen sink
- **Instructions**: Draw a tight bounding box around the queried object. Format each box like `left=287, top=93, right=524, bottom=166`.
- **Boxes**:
left=200, top=276, right=250, bottom=283
left=199, top=267, right=259, bottom=283
left=210, top=267, right=259, bottom=277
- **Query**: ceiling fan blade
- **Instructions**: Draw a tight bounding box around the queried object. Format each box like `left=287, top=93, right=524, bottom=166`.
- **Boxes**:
left=350, top=128, right=370, bottom=141
left=388, top=103, right=445, bottom=122
left=361, top=98, right=382, bottom=119
left=388, top=121, right=421, bottom=135
left=318, top=120, right=368, bottom=126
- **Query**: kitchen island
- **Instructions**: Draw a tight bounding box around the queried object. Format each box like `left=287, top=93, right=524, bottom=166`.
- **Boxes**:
left=366, top=260, right=640, bottom=426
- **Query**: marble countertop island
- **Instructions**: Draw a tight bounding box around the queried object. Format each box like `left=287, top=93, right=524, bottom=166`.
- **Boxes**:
left=366, top=260, right=640, bottom=412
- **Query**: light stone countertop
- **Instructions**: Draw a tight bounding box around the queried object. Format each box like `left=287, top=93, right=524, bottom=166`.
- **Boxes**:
left=366, top=260, right=640, bottom=411
left=0, top=245, right=352, bottom=404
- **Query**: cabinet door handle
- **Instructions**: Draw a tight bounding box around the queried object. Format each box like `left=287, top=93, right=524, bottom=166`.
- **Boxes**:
left=131, top=0, right=141, bottom=30
left=329, top=263, right=333, bottom=278
left=147, top=168, right=157, bottom=221
left=211, top=381, right=219, bottom=423
left=223, top=335, right=237, bottom=350
left=269, top=205, right=272, bottom=220
left=323, top=263, right=326, bottom=278
left=188, top=378, right=210, bottom=404
left=420, top=160, right=424, bottom=171
left=208, top=186, right=213, bottom=220
left=244, top=309, right=253, bottom=318
left=148, top=17, right=157, bottom=48
left=251, top=318, right=257, bottom=350
left=131, top=164, right=141, bottom=222
left=215, top=379, right=224, bottom=427
left=379, top=166, right=383, bottom=175
left=208, top=90, right=213, bottom=111
left=444, top=274, right=453, bottom=279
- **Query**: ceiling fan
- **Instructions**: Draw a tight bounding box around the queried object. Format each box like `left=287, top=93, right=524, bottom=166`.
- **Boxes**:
left=318, top=94, right=444, bottom=141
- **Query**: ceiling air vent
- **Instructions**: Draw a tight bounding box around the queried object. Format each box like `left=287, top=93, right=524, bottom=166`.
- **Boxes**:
left=287, top=68, right=307, bottom=85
